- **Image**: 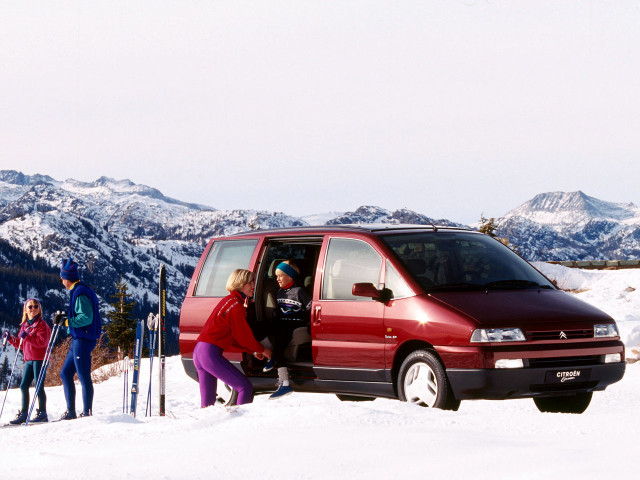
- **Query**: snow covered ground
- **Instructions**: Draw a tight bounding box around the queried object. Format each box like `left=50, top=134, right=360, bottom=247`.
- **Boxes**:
left=1, top=265, right=639, bottom=480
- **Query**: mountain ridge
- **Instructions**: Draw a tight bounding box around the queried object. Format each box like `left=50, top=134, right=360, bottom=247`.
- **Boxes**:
left=496, top=190, right=640, bottom=261
left=503, top=190, right=640, bottom=226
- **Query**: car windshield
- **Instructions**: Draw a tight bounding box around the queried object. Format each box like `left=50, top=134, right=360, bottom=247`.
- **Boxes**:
left=381, top=231, right=555, bottom=292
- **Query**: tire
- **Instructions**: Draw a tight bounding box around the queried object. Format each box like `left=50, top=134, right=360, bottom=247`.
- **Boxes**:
left=533, top=392, right=592, bottom=414
left=336, top=394, right=375, bottom=402
left=215, top=382, right=238, bottom=406
left=397, top=350, right=460, bottom=411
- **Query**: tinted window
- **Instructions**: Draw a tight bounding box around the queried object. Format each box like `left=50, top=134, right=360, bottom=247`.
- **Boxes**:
left=381, top=232, right=554, bottom=292
left=322, top=238, right=382, bottom=300
left=194, top=239, right=258, bottom=297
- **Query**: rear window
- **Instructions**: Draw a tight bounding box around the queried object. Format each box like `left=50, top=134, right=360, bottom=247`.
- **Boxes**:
left=194, top=239, right=258, bottom=297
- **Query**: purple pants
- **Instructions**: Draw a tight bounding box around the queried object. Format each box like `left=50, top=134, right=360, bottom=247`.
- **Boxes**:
left=192, top=342, right=254, bottom=406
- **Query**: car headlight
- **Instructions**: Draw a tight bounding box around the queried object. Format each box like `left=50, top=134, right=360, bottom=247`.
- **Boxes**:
left=470, top=328, right=526, bottom=343
left=594, top=324, right=619, bottom=338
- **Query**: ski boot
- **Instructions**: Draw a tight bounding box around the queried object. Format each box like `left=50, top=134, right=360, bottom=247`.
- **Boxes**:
left=9, top=410, right=27, bottom=425
left=59, top=410, right=77, bottom=421
left=30, top=409, right=49, bottom=423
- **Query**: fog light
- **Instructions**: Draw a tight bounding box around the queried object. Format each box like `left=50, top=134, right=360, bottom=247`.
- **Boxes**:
left=604, top=353, right=622, bottom=363
left=495, top=359, right=524, bottom=369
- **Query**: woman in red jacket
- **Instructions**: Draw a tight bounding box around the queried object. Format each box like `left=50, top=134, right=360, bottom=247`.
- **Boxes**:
left=193, top=269, right=272, bottom=407
left=7, top=298, right=52, bottom=424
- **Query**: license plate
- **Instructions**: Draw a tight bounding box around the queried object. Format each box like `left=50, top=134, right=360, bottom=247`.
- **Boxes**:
left=545, top=368, right=591, bottom=384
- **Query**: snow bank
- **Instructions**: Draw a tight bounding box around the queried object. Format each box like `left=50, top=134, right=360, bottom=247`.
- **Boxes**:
left=0, top=356, right=637, bottom=479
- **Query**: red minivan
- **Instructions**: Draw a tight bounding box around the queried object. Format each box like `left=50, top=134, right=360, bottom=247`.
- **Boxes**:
left=179, top=225, right=625, bottom=413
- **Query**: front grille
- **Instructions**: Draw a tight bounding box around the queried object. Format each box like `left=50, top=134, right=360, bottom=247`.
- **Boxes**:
left=527, top=355, right=602, bottom=368
left=527, top=329, right=593, bottom=341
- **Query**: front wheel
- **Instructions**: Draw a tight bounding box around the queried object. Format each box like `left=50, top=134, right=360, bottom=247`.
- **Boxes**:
left=397, top=350, right=460, bottom=411
left=533, top=392, right=592, bottom=414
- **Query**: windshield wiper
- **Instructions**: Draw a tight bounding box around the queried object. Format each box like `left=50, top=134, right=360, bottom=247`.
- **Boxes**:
left=482, top=280, right=553, bottom=290
left=428, top=283, right=485, bottom=291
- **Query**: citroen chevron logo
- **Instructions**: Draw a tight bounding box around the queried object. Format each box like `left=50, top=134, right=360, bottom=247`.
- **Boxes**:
left=559, top=331, right=568, bottom=340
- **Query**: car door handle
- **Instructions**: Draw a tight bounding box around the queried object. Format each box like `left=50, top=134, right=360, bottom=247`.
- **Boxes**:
left=313, top=305, right=321, bottom=325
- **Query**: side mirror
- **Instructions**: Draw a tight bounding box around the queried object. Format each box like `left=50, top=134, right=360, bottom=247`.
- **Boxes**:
left=352, top=283, right=392, bottom=303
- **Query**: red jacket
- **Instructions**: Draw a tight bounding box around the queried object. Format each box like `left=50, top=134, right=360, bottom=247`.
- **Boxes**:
left=8, top=315, right=52, bottom=361
left=197, top=291, right=265, bottom=354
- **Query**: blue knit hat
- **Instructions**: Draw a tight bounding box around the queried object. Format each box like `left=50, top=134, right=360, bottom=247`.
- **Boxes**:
left=276, top=262, right=298, bottom=281
left=60, top=258, right=80, bottom=282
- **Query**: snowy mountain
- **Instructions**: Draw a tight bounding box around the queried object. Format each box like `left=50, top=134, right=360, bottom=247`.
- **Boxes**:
left=0, top=171, right=310, bottom=352
left=325, top=205, right=465, bottom=228
left=497, top=191, right=640, bottom=261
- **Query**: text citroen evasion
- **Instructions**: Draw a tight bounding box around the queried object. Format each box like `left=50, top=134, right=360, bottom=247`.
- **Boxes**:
left=179, top=225, right=625, bottom=413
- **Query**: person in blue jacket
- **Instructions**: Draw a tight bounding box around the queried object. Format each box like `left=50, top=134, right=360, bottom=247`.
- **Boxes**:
left=56, top=258, right=102, bottom=420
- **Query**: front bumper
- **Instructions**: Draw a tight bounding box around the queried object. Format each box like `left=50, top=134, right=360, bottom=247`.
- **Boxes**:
left=447, top=361, right=626, bottom=400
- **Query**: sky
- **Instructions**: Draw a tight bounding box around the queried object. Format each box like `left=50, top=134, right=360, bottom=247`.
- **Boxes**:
left=1, top=0, right=639, bottom=225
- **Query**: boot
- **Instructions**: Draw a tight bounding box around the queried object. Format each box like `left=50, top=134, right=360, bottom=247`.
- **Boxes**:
left=30, top=409, right=49, bottom=423
left=59, top=410, right=77, bottom=421
left=9, top=410, right=27, bottom=425
left=269, top=383, right=292, bottom=399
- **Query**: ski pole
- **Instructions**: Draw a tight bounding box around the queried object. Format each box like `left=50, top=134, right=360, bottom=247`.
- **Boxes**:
left=123, top=356, right=130, bottom=413
left=0, top=338, right=23, bottom=422
left=0, top=330, right=9, bottom=364
left=25, top=323, right=61, bottom=426
left=145, top=313, right=159, bottom=416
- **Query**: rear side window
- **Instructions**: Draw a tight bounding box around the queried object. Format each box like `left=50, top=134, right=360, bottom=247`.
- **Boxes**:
left=194, top=239, right=258, bottom=297
left=322, top=238, right=382, bottom=300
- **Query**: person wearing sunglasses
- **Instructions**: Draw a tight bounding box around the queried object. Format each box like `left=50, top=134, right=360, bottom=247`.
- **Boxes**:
left=7, top=298, right=52, bottom=424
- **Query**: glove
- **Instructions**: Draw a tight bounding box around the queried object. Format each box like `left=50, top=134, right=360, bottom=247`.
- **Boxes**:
left=19, top=330, right=28, bottom=340
left=1, top=330, right=8, bottom=339
left=53, top=311, right=67, bottom=326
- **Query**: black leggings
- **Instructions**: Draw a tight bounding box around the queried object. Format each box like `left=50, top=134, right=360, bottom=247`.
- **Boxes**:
left=20, top=360, right=46, bottom=412
left=273, top=322, right=305, bottom=364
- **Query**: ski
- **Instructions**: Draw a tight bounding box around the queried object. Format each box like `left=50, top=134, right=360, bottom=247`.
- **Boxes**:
left=145, top=313, right=158, bottom=417
left=122, top=355, right=130, bottom=413
left=158, top=264, right=166, bottom=416
left=129, top=318, right=145, bottom=417
left=1, top=422, right=23, bottom=428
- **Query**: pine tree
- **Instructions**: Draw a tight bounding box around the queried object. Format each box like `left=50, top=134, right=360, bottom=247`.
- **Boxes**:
left=478, top=214, right=498, bottom=238
left=104, top=277, right=137, bottom=356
